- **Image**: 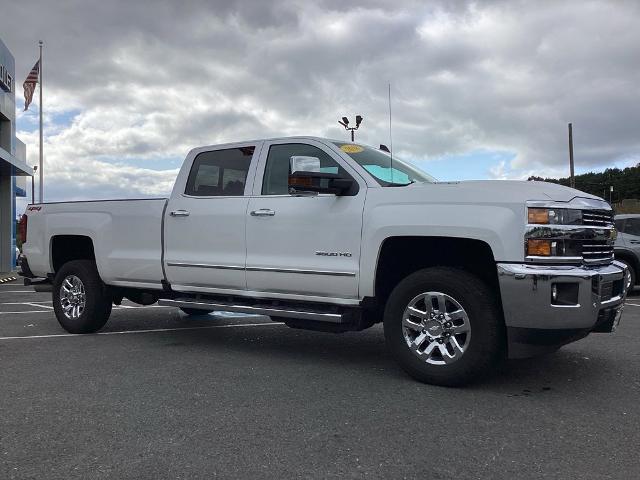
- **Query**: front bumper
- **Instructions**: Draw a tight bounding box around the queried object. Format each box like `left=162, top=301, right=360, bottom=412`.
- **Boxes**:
left=497, top=260, right=627, bottom=358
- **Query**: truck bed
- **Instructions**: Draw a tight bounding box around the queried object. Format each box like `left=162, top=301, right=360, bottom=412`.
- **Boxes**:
left=23, top=198, right=168, bottom=290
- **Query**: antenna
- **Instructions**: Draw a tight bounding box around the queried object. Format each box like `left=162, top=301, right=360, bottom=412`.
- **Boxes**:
left=388, top=83, right=394, bottom=183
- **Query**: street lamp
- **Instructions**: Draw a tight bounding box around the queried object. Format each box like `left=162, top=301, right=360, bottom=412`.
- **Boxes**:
left=31, top=166, right=38, bottom=204
left=338, top=115, right=363, bottom=142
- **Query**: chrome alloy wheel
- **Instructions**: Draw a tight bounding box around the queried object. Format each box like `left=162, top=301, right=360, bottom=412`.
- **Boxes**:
left=402, top=291, right=471, bottom=365
left=625, top=268, right=633, bottom=292
left=60, top=275, right=86, bottom=319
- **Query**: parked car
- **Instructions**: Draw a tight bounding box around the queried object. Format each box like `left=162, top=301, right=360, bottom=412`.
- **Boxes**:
left=614, top=214, right=640, bottom=291
left=18, top=137, right=628, bottom=386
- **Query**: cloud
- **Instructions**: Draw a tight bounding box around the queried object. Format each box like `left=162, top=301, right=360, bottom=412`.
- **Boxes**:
left=3, top=0, right=640, bottom=207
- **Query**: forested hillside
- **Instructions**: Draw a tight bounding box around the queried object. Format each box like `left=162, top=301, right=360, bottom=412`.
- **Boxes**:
left=528, top=163, right=640, bottom=203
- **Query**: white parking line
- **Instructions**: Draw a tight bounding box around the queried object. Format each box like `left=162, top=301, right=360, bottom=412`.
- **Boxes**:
left=626, top=302, right=640, bottom=307
left=0, top=301, right=52, bottom=305
left=0, top=310, right=57, bottom=315
left=24, top=302, right=54, bottom=309
left=0, top=322, right=284, bottom=340
left=0, top=290, right=38, bottom=294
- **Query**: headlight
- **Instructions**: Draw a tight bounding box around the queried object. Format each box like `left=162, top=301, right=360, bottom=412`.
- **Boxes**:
left=526, top=239, right=552, bottom=256
left=526, top=239, right=582, bottom=257
left=527, top=207, right=582, bottom=225
left=525, top=200, right=615, bottom=265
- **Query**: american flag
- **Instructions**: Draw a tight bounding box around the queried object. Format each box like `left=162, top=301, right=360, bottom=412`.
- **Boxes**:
left=23, top=60, right=40, bottom=111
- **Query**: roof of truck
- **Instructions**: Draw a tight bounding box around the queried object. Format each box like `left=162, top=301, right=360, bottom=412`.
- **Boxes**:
left=191, top=136, right=362, bottom=151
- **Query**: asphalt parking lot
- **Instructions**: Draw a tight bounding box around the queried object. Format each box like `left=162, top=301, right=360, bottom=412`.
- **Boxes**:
left=0, top=283, right=639, bottom=479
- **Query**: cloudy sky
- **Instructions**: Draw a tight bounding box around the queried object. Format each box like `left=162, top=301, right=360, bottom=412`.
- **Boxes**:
left=2, top=0, right=640, bottom=208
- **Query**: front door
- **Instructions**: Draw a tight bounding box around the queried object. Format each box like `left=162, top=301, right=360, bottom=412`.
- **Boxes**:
left=245, top=140, right=366, bottom=300
left=164, top=142, right=260, bottom=294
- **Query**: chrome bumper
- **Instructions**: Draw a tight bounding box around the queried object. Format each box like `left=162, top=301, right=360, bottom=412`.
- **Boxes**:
left=497, top=261, right=627, bottom=358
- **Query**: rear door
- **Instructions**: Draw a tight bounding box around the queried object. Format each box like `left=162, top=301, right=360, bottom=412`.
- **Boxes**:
left=245, top=139, right=366, bottom=300
left=164, top=142, right=260, bottom=294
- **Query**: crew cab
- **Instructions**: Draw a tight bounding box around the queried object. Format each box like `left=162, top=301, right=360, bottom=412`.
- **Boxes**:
left=19, top=137, right=628, bottom=386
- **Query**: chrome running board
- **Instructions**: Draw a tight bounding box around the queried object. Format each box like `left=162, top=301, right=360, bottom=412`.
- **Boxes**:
left=159, top=298, right=344, bottom=323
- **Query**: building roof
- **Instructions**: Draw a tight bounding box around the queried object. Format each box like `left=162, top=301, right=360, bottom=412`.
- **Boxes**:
left=0, top=145, right=32, bottom=176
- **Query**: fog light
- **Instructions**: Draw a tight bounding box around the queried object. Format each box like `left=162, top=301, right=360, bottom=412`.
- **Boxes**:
left=527, top=239, right=552, bottom=256
left=551, top=283, right=580, bottom=306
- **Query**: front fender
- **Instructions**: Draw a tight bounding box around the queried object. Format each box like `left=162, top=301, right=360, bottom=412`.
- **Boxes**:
left=359, top=202, right=524, bottom=298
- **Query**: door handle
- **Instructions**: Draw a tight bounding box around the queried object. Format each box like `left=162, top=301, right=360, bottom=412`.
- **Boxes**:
left=170, top=210, right=190, bottom=217
left=630, top=240, right=640, bottom=244
left=250, top=209, right=276, bottom=217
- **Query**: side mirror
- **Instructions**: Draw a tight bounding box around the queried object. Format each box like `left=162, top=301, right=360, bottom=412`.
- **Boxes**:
left=288, top=171, right=356, bottom=196
left=288, top=155, right=357, bottom=196
left=290, top=156, right=321, bottom=174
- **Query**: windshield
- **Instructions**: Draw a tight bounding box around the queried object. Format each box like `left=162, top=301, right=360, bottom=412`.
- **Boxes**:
left=333, top=143, right=436, bottom=186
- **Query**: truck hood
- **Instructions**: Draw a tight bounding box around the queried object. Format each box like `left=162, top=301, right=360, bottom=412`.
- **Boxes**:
left=423, top=180, right=607, bottom=206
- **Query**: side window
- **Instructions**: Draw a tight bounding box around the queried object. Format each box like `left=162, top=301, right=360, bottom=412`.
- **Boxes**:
left=615, top=219, right=625, bottom=233
left=262, top=143, right=345, bottom=195
left=185, top=146, right=254, bottom=196
left=626, top=219, right=640, bottom=237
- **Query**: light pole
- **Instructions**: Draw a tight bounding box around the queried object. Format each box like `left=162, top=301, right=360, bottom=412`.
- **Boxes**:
left=338, top=115, right=363, bottom=141
left=31, top=166, right=38, bottom=204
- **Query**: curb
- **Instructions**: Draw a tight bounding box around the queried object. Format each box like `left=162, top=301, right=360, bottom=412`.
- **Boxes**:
left=0, top=274, right=18, bottom=284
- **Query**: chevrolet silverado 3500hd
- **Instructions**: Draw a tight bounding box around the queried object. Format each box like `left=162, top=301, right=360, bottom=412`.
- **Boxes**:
left=19, top=137, right=628, bottom=385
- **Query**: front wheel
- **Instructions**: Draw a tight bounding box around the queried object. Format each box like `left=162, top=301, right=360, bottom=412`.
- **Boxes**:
left=52, top=260, right=112, bottom=334
left=384, top=267, right=505, bottom=387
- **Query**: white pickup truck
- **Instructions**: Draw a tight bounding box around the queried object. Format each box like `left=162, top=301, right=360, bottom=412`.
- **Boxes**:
left=19, top=136, right=628, bottom=385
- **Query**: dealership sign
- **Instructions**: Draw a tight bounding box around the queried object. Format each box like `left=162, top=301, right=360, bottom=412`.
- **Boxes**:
left=0, top=63, right=12, bottom=92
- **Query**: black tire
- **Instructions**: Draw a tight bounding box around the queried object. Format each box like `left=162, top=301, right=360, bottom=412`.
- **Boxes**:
left=52, top=260, right=112, bottom=334
left=383, top=267, right=505, bottom=387
left=180, top=308, right=214, bottom=316
left=617, top=258, right=636, bottom=292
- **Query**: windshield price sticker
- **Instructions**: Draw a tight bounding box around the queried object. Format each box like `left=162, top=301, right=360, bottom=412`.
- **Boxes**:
left=340, top=144, right=364, bottom=153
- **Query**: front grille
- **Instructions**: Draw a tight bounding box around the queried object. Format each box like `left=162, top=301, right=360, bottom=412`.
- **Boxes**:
left=582, top=240, right=614, bottom=264
left=592, top=278, right=624, bottom=302
left=600, top=281, right=613, bottom=301
left=582, top=209, right=614, bottom=227
left=581, top=209, right=614, bottom=264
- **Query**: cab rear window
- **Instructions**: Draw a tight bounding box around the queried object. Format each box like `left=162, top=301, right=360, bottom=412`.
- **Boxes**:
left=185, top=146, right=254, bottom=196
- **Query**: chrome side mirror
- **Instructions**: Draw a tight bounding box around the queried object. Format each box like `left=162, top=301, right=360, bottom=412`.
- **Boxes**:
left=290, top=156, right=321, bottom=174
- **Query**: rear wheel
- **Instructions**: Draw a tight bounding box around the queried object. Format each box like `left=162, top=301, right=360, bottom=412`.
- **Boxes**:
left=180, top=308, right=214, bottom=316
left=384, top=267, right=505, bottom=387
left=53, top=260, right=112, bottom=334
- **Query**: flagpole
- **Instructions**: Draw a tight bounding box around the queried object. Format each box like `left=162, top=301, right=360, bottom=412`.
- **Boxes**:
left=38, top=40, right=43, bottom=203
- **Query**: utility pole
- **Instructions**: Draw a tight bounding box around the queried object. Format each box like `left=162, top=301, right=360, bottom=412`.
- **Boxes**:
left=568, top=123, right=575, bottom=189
left=610, top=185, right=613, bottom=204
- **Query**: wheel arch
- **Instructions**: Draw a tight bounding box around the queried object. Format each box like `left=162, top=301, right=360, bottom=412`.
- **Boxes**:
left=50, top=235, right=96, bottom=273
left=371, top=236, right=503, bottom=317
